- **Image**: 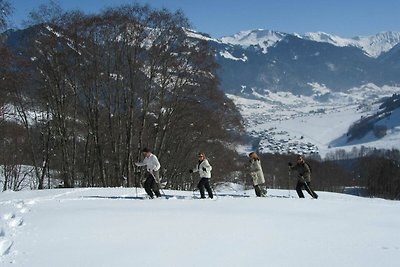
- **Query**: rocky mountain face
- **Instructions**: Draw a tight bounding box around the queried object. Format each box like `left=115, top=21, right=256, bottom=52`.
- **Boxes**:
left=186, top=29, right=400, bottom=97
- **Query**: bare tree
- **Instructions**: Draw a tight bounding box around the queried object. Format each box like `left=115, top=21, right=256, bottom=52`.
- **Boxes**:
left=0, top=0, right=12, bottom=30
left=6, top=3, right=244, bottom=190
left=23, top=0, right=63, bottom=27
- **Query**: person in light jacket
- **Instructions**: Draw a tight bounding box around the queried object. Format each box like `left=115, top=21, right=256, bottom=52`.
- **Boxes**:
left=248, top=152, right=266, bottom=197
left=135, top=148, right=161, bottom=199
left=189, top=152, right=213, bottom=199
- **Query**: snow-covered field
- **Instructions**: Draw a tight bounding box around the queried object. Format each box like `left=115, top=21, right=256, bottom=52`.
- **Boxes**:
left=1, top=187, right=400, bottom=267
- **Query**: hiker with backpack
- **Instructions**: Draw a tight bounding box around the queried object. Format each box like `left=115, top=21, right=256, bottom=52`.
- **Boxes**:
left=288, top=155, right=318, bottom=199
left=189, top=152, right=213, bottom=199
left=135, top=148, right=161, bottom=199
left=248, top=152, right=266, bottom=197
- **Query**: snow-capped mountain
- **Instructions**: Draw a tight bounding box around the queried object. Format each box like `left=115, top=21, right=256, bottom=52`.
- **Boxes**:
left=301, top=31, right=400, bottom=58
left=218, top=29, right=400, bottom=58
left=220, top=29, right=287, bottom=53
left=185, top=29, right=400, bottom=96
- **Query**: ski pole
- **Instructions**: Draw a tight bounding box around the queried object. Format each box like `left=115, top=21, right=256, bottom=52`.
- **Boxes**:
left=159, top=187, right=169, bottom=199
left=135, top=169, right=138, bottom=198
left=288, top=171, right=292, bottom=198
left=303, top=180, right=317, bottom=199
left=190, top=174, right=197, bottom=198
left=192, top=188, right=196, bottom=198
left=211, top=184, right=218, bottom=200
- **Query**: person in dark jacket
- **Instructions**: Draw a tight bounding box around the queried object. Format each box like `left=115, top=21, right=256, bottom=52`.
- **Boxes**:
left=288, top=155, right=318, bottom=199
left=189, top=152, right=213, bottom=199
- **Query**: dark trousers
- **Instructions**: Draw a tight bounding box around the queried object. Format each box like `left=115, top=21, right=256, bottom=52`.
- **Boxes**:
left=253, top=185, right=266, bottom=197
left=144, top=172, right=161, bottom=198
left=197, top=178, right=213, bottom=199
left=296, top=180, right=318, bottom=199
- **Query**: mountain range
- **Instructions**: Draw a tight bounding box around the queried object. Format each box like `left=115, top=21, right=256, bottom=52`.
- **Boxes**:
left=186, top=29, right=400, bottom=97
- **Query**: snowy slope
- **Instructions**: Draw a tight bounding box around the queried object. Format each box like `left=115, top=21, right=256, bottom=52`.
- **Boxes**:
left=228, top=84, right=400, bottom=157
left=1, top=187, right=399, bottom=267
left=221, top=29, right=287, bottom=53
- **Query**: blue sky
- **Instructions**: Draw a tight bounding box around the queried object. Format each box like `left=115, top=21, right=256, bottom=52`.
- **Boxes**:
left=7, top=0, right=400, bottom=38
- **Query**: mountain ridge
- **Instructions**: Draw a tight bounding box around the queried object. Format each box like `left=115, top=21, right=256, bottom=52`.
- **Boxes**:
left=185, top=28, right=400, bottom=96
left=217, top=29, right=400, bottom=57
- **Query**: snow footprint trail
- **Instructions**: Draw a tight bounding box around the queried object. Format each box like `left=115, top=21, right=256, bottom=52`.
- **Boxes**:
left=0, top=200, right=31, bottom=262
left=0, top=238, right=13, bottom=257
left=0, top=213, right=16, bottom=259
left=6, top=214, right=24, bottom=228
left=0, top=189, right=88, bottom=263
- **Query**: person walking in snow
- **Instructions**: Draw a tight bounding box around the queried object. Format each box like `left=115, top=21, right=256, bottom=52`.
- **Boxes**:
left=288, top=155, right=318, bottom=199
left=189, top=152, right=213, bottom=199
left=248, top=152, right=266, bottom=197
left=135, top=148, right=161, bottom=199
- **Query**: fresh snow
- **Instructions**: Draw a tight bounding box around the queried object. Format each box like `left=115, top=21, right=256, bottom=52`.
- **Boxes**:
left=219, top=50, right=248, bottom=62
left=0, top=187, right=399, bottom=267
left=228, top=84, right=400, bottom=157
left=184, top=28, right=222, bottom=43
left=221, top=29, right=287, bottom=53
left=1, top=104, right=49, bottom=126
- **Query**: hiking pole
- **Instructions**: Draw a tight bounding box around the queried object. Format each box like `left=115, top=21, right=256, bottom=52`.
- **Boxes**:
left=135, top=169, right=138, bottom=198
left=190, top=173, right=196, bottom=198
left=303, top=181, right=312, bottom=198
left=211, top=184, right=218, bottom=200
left=149, top=172, right=168, bottom=199
left=192, top=188, right=196, bottom=198
left=161, top=180, right=170, bottom=199
left=133, top=163, right=144, bottom=198
left=160, top=187, right=168, bottom=199
left=303, top=181, right=318, bottom=199
left=288, top=170, right=292, bottom=198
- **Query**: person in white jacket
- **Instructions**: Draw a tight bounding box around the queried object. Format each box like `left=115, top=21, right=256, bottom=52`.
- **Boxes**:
left=189, top=152, right=213, bottom=199
left=248, top=152, right=266, bottom=197
left=135, top=148, right=161, bottom=198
